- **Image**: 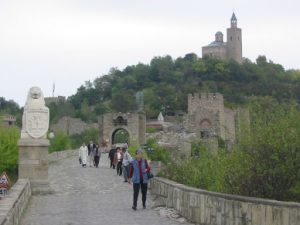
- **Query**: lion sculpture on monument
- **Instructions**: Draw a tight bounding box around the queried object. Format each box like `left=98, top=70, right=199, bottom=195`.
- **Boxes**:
left=21, top=87, right=49, bottom=139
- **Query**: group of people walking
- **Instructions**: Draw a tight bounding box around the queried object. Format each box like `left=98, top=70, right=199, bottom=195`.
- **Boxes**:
left=79, top=141, right=101, bottom=168
left=109, top=145, right=152, bottom=210
left=108, top=145, right=133, bottom=183
left=79, top=142, right=152, bottom=211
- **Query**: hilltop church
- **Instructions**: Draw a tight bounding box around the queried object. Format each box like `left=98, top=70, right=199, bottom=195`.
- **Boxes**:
left=202, top=13, right=243, bottom=63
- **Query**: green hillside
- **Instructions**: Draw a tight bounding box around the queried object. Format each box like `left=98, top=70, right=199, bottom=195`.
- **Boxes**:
left=1, top=53, right=300, bottom=123
left=65, top=54, right=300, bottom=122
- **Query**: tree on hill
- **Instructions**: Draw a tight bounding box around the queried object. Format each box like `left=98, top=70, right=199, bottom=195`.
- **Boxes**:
left=66, top=53, right=300, bottom=121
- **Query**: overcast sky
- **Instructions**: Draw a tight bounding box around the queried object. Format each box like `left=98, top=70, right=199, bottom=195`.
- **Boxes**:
left=0, top=0, right=299, bottom=106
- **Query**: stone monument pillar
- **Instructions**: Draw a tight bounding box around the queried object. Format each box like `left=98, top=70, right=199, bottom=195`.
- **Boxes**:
left=18, top=87, right=52, bottom=194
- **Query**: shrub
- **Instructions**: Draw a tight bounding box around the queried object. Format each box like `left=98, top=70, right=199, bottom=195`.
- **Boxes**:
left=49, top=132, right=71, bottom=153
left=128, top=144, right=148, bottom=160
left=160, top=145, right=226, bottom=192
left=146, top=127, right=159, bottom=133
left=0, top=127, right=19, bottom=183
left=145, top=138, right=170, bottom=163
left=70, top=128, right=99, bottom=149
left=223, top=99, right=300, bottom=201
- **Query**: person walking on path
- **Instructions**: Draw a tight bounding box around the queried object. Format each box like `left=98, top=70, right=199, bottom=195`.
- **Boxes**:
left=79, top=143, right=88, bottom=168
left=94, top=144, right=101, bottom=168
left=113, top=147, right=123, bottom=176
left=128, top=149, right=151, bottom=211
left=108, top=145, right=116, bottom=169
left=122, top=147, right=132, bottom=182
left=78, top=147, right=82, bottom=165
left=88, top=141, right=96, bottom=167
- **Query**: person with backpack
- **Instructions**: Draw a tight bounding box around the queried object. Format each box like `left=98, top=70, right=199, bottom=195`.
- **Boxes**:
left=128, top=149, right=151, bottom=211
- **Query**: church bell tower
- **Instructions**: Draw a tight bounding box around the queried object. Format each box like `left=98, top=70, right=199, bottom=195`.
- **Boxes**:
left=226, top=13, right=242, bottom=63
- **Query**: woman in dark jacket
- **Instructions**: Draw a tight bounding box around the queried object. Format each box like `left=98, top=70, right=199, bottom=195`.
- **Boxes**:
left=94, top=144, right=101, bottom=168
left=128, top=149, right=150, bottom=210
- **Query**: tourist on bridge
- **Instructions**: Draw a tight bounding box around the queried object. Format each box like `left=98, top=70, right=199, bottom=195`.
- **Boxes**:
left=128, top=149, right=151, bottom=210
left=108, top=145, right=116, bottom=169
left=88, top=140, right=96, bottom=167
left=113, top=147, right=123, bottom=176
left=78, top=147, right=82, bottom=165
left=122, top=147, right=132, bottom=182
left=94, top=144, right=101, bottom=168
left=79, top=143, right=88, bottom=168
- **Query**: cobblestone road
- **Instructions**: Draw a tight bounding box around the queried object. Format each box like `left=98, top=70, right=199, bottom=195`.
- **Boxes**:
left=20, top=154, right=192, bottom=225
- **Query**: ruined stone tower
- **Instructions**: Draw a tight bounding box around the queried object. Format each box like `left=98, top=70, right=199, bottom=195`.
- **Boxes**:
left=187, top=93, right=226, bottom=141
left=185, top=92, right=249, bottom=149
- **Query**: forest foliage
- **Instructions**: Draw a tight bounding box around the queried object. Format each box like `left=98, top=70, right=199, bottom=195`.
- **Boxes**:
left=67, top=54, right=300, bottom=120
left=0, top=127, right=19, bottom=183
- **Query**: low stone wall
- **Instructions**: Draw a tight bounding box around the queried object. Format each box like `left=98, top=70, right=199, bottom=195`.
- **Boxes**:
left=48, top=149, right=78, bottom=162
left=0, top=150, right=76, bottom=225
left=0, top=179, right=31, bottom=225
left=151, top=177, right=300, bottom=225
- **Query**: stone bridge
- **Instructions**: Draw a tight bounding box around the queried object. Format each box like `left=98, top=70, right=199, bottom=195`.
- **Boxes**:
left=0, top=151, right=192, bottom=225
left=1, top=150, right=300, bottom=225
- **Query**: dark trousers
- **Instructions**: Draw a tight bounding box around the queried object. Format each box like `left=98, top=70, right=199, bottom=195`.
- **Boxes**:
left=94, top=156, right=100, bottom=168
left=123, top=165, right=130, bottom=181
left=133, top=181, right=148, bottom=208
left=117, top=161, right=122, bottom=175
left=110, top=159, right=115, bottom=169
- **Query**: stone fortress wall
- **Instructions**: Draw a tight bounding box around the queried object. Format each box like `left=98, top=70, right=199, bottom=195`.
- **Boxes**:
left=186, top=93, right=227, bottom=141
left=185, top=92, right=246, bottom=145
left=99, top=112, right=146, bottom=149
left=0, top=115, right=16, bottom=128
left=44, top=96, right=66, bottom=105
left=50, top=116, right=98, bottom=136
left=150, top=92, right=248, bottom=155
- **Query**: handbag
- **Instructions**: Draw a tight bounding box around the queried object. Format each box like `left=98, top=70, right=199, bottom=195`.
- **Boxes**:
left=147, top=171, right=154, bottom=179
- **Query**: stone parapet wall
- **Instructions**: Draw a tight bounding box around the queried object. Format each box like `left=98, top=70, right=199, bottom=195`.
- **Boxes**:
left=0, top=179, right=31, bottom=225
left=0, top=150, right=77, bottom=225
left=48, top=149, right=78, bottom=162
left=151, top=177, right=300, bottom=225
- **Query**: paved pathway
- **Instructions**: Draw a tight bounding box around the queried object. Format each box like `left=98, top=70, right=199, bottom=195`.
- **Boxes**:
left=20, top=154, right=192, bottom=225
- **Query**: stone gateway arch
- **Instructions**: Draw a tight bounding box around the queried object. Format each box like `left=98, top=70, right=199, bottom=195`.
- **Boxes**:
left=98, top=112, right=146, bottom=149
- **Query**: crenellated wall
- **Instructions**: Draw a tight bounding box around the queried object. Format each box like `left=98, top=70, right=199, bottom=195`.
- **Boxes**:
left=151, top=177, right=300, bottom=225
